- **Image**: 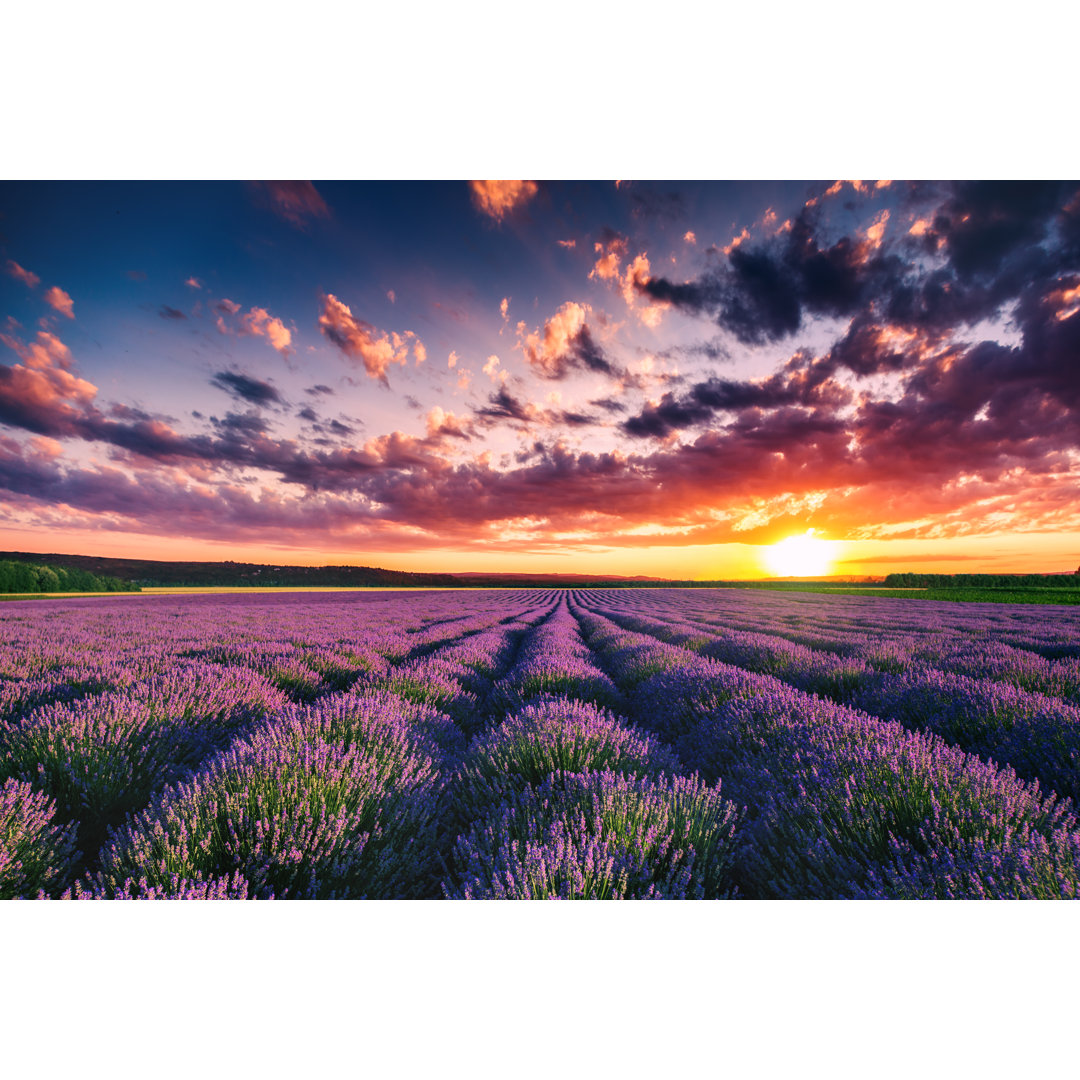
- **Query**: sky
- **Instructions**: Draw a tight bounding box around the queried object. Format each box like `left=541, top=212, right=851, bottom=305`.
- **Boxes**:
left=1, top=179, right=1079, bottom=578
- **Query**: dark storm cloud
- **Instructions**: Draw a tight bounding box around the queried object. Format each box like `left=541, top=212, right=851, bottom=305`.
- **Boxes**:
left=622, top=355, right=850, bottom=439
left=211, top=371, right=284, bottom=406
left=568, top=325, right=616, bottom=376
left=642, top=182, right=1080, bottom=345
left=475, top=387, right=535, bottom=424
left=589, top=397, right=628, bottom=414
left=641, top=207, right=892, bottom=345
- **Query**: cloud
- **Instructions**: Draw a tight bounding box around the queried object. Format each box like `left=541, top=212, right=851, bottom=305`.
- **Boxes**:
left=158, top=305, right=187, bottom=320
left=0, top=329, right=97, bottom=434
left=642, top=182, right=1080, bottom=347
left=216, top=298, right=241, bottom=315
left=211, top=371, right=284, bottom=406
left=255, top=181, right=330, bottom=226
left=317, top=293, right=412, bottom=383
left=589, top=234, right=669, bottom=326
left=5, top=261, right=40, bottom=289
left=185, top=277, right=202, bottom=289
left=241, top=306, right=293, bottom=356
left=469, top=181, right=538, bottom=222
left=515, top=301, right=618, bottom=380
left=425, top=406, right=474, bottom=441
left=44, top=286, right=74, bottom=319
left=557, top=239, right=577, bottom=249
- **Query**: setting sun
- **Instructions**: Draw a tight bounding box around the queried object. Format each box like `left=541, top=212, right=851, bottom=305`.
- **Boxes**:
left=763, top=530, right=836, bottom=578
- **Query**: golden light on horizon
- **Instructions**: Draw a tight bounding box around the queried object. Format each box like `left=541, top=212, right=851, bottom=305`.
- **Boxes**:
left=762, top=530, right=838, bottom=578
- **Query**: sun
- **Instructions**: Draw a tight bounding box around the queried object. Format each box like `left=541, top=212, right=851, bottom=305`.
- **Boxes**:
left=763, top=530, right=835, bottom=578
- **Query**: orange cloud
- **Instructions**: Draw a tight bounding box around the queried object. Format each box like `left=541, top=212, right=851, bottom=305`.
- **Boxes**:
left=863, top=209, right=890, bottom=250
left=242, top=307, right=293, bottom=356
left=722, top=228, right=750, bottom=255
left=517, top=302, right=588, bottom=377
left=683, top=231, right=697, bottom=245
left=589, top=235, right=668, bottom=327
left=5, top=261, right=40, bottom=289
left=425, top=406, right=473, bottom=441
left=317, top=293, right=411, bottom=383
left=557, top=239, right=576, bottom=249
left=44, top=286, right=74, bottom=319
left=448, top=351, right=458, bottom=369
left=469, top=181, right=538, bottom=222
left=589, top=235, right=627, bottom=281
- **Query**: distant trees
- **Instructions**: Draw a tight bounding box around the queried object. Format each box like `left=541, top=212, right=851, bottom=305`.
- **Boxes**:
left=0, top=559, right=137, bottom=594
left=883, top=573, right=1073, bottom=589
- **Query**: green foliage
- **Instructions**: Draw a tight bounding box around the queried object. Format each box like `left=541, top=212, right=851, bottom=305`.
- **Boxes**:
left=0, top=559, right=138, bottom=595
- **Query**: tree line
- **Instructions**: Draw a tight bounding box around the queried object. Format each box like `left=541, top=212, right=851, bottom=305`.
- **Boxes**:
left=883, top=572, right=1079, bottom=589
left=0, top=559, right=139, bottom=594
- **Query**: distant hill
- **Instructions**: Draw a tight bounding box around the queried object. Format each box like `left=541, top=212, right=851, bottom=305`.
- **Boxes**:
left=0, top=551, right=681, bottom=589
left=0, top=552, right=460, bottom=589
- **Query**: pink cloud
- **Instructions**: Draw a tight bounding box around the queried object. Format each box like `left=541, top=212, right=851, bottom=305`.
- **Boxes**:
left=468, top=181, right=538, bottom=223
left=241, top=306, right=293, bottom=356
left=317, top=293, right=412, bottom=383
left=557, top=239, right=577, bottom=249
left=5, top=261, right=40, bottom=289
left=44, top=286, right=74, bottom=319
left=0, top=328, right=98, bottom=427
left=256, top=181, right=330, bottom=226
left=185, top=277, right=202, bottom=289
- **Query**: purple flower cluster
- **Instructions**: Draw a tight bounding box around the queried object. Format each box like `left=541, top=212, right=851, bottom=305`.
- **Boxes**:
left=446, top=771, right=741, bottom=899
left=0, top=777, right=79, bottom=899
left=89, top=717, right=445, bottom=900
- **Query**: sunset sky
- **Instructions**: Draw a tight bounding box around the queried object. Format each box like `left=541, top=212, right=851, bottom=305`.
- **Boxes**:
left=1, top=179, right=1078, bottom=577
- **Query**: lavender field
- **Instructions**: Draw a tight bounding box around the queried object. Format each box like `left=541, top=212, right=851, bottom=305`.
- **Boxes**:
left=3, top=588, right=1080, bottom=900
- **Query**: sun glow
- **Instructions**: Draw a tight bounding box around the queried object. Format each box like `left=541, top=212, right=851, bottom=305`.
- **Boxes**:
left=762, top=530, right=836, bottom=577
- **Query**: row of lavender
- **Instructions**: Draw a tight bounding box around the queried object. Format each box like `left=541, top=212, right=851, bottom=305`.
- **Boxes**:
left=3, top=587, right=1080, bottom=898
left=579, top=590, right=1080, bottom=808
